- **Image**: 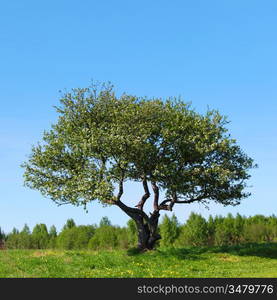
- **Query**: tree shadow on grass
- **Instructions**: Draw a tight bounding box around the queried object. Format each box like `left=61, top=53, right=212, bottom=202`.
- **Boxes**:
left=126, top=247, right=144, bottom=256
left=170, top=243, right=277, bottom=260
left=156, top=247, right=207, bottom=261
left=127, top=243, right=277, bottom=260
left=127, top=246, right=206, bottom=260
left=210, top=243, right=277, bottom=259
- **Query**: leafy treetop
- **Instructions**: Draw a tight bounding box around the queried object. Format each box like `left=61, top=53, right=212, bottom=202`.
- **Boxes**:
left=23, top=82, right=256, bottom=216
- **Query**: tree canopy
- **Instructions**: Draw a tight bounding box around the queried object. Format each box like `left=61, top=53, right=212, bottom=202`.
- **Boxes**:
left=22, top=82, right=256, bottom=250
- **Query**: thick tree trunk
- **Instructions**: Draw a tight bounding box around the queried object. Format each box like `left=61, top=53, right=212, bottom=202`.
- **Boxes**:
left=135, top=210, right=161, bottom=250
left=115, top=200, right=161, bottom=251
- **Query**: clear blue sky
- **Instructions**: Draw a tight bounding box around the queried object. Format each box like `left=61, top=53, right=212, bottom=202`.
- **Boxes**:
left=0, top=0, right=276, bottom=233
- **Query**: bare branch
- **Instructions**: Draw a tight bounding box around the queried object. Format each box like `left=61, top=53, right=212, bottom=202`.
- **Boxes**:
left=158, top=192, right=209, bottom=211
left=56, top=201, right=72, bottom=206
left=175, top=192, right=208, bottom=204
left=135, top=178, right=150, bottom=210
left=117, top=179, right=124, bottom=201
left=151, top=181, right=159, bottom=211
left=168, top=191, right=177, bottom=211
left=104, top=179, right=124, bottom=205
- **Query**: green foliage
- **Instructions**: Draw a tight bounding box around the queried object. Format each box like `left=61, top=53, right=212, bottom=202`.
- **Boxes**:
left=3, top=213, right=277, bottom=250
left=243, top=223, right=271, bottom=243
left=22, top=82, right=256, bottom=211
left=99, top=216, right=112, bottom=227
left=21, top=82, right=257, bottom=249
left=206, top=215, right=216, bottom=245
left=49, top=225, right=57, bottom=237
left=0, top=227, right=5, bottom=241
left=5, top=228, right=21, bottom=249
left=88, top=226, right=119, bottom=250
left=19, top=224, right=32, bottom=249
left=233, top=213, right=245, bottom=244
left=32, top=224, right=49, bottom=249
left=22, top=224, right=31, bottom=235
left=57, top=225, right=95, bottom=250
left=159, top=215, right=180, bottom=247
left=268, top=216, right=277, bottom=242
left=62, top=219, right=76, bottom=230
left=215, top=214, right=235, bottom=246
left=178, top=213, right=209, bottom=246
left=115, top=227, right=130, bottom=249
left=12, top=228, right=19, bottom=235
left=126, top=219, right=137, bottom=247
left=48, top=225, right=58, bottom=248
left=6, top=226, right=32, bottom=249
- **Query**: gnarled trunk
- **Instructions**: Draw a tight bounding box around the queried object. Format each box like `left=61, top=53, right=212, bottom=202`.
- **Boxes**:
left=135, top=210, right=161, bottom=250
left=115, top=199, right=161, bottom=251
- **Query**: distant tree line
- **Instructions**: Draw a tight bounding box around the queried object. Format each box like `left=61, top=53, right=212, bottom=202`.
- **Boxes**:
left=0, top=213, right=276, bottom=250
left=161, top=213, right=277, bottom=247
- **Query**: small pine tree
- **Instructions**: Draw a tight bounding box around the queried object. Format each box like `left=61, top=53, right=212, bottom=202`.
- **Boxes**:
left=21, top=224, right=31, bottom=235
left=99, top=216, right=112, bottom=227
left=62, top=219, right=76, bottom=231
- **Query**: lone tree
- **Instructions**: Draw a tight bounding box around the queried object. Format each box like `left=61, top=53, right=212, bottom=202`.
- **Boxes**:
left=22, top=83, right=256, bottom=251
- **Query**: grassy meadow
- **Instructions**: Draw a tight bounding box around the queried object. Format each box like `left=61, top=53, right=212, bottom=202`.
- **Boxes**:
left=0, top=243, right=276, bottom=278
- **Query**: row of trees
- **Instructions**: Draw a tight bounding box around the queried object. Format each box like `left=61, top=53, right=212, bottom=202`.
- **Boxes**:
left=160, top=213, right=277, bottom=247
left=1, top=213, right=277, bottom=250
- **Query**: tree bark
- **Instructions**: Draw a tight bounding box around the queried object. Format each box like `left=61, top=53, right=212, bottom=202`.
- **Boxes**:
left=115, top=200, right=161, bottom=251
left=135, top=210, right=161, bottom=250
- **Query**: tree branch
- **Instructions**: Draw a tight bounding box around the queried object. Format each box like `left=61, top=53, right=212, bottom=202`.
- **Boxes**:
left=151, top=181, right=159, bottom=211
left=104, top=178, right=124, bottom=205
left=135, top=178, right=150, bottom=210
left=158, top=192, right=209, bottom=211
left=117, top=179, right=123, bottom=201
left=56, top=201, right=72, bottom=206
left=115, top=199, right=150, bottom=223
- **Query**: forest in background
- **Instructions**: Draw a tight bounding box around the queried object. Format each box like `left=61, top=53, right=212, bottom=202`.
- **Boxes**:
left=1, top=213, right=277, bottom=250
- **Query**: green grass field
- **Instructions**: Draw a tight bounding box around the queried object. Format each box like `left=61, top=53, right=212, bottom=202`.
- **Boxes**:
left=0, top=243, right=276, bottom=278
